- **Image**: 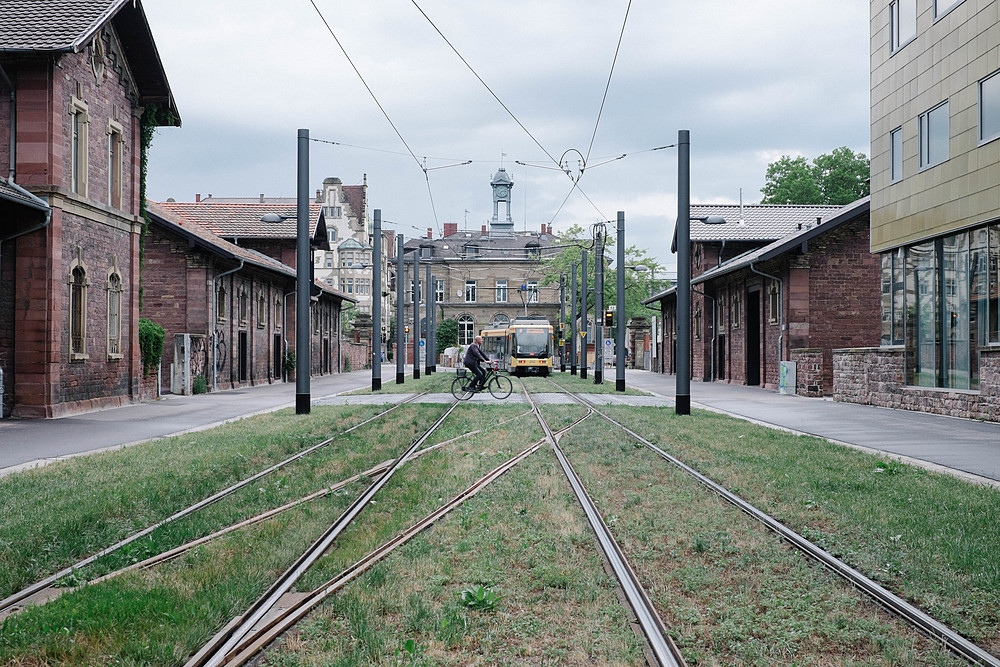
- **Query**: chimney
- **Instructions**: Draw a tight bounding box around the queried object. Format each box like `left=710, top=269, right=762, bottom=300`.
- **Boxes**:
left=316, top=189, right=322, bottom=202
left=195, top=194, right=201, bottom=202
left=427, top=227, right=433, bottom=239
left=481, top=224, right=488, bottom=236
left=259, top=194, right=265, bottom=203
left=444, top=222, right=458, bottom=237
left=541, top=223, right=546, bottom=234
left=547, top=224, right=553, bottom=235
left=817, top=216, right=823, bottom=226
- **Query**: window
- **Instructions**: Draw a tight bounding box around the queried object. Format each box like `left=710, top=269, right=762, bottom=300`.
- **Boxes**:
left=890, top=126, right=903, bottom=182
left=313, top=305, right=320, bottom=334
left=880, top=249, right=905, bottom=346
left=106, top=268, right=122, bottom=358
left=465, top=244, right=479, bottom=258
left=526, top=243, right=539, bottom=258
left=919, top=101, right=949, bottom=169
left=238, top=286, right=249, bottom=324
left=435, top=279, right=444, bottom=303
left=217, top=283, right=227, bottom=321
left=328, top=229, right=337, bottom=244
left=768, top=281, right=780, bottom=324
left=496, top=280, right=508, bottom=303
left=274, top=296, right=282, bottom=330
left=325, top=252, right=333, bottom=268
left=980, top=70, right=1000, bottom=144
left=934, top=0, right=963, bottom=17
left=492, top=313, right=510, bottom=327
left=693, top=305, right=701, bottom=340
left=107, top=120, right=123, bottom=209
left=527, top=280, right=539, bottom=303
left=344, top=278, right=354, bottom=294
left=70, top=97, right=89, bottom=196
left=458, top=315, right=475, bottom=345
left=890, top=0, right=916, bottom=51
left=420, top=246, right=432, bottom=259
left=731, top=291, right=741, bottom=329
left=68, top=256, right=89, bottom=360
left=257, top=291, right=266, bottom=328
left=465, top=280, right=477, bottom=302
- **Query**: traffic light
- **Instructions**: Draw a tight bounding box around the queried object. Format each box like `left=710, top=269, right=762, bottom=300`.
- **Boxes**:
left=604, top=310, right=613, bottom=326
left=404, top=326, right=410, bottom=334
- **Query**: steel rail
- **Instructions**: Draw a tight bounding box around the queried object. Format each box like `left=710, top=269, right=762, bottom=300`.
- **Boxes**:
left=187, top=399, right=461, bottom=667
left=575, top=396, right=1000, bottom=667
left=0, top=395, right=427, bottom=615
left=518, top=379, right=684, bottom=667
left=222, top=439, right=546, bottom=666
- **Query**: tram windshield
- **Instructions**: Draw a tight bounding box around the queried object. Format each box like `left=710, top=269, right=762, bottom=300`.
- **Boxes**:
left=512, top=328, right=550, bottom=358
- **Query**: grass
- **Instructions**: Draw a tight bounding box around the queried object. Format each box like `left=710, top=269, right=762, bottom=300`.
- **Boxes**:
left=343, top=371, right=457, bottom=395
left=521, top=372, right=650, bottom=395
left=548, top=405, right=968, bottom=665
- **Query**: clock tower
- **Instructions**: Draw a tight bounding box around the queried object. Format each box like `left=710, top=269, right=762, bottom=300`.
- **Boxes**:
left=490, top=168, right=514, bottom=235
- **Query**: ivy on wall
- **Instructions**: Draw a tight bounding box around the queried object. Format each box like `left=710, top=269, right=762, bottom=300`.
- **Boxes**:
left=138, top=104, right=175, bottom=310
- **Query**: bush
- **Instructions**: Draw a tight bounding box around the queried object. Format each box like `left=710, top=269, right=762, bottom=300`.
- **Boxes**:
left=437, top=318, right=459, bottom=349
left=192, top=375, right=207, bottom=394
left=138, top=318, right=164, bottom=375
left=282, top=351, right=296, bottom=377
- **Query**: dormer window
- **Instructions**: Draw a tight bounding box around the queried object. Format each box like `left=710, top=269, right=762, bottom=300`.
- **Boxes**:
left=465, top=244, right=479, bottom=258
left=526, top=242, right=540, bottom=258
left=421, top=246, right=432, bottom=259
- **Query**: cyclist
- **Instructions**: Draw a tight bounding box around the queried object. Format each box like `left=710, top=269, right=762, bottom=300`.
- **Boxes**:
left=463, top=335, right=489, bottom=391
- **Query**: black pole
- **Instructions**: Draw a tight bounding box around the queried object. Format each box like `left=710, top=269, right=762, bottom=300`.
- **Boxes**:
left=424, top=262, right=432, bottom=375
left=412, top=251, right=420, bottom=380
left=570, top=262, right=578, bottom=375
left=396, top=235, right=404, bottom=384
left=295, top=129, right=310, bottom=414
left=580, top=250, right=588, bottom=380
left=372, top=210, right=382, bottom=390
left=595, top=229, right=604, bottom=384
left=676, top=129, right=691, bottom=415
left=615, top=211, right=626, bottom=391
left=559, top=273, right=566, bottom=372
left=429, top=274, right=437, bottom=373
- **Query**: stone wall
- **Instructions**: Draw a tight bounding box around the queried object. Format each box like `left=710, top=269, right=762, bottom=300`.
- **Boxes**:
left=833, top=347, right=1000, bottom=422
left=342, top=341, right=368, bottom=371
left=791, top=348, right=824, bottom=397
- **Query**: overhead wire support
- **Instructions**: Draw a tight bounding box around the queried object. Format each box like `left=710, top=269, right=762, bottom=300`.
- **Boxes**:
left=584, top=0, right=633, bottom=164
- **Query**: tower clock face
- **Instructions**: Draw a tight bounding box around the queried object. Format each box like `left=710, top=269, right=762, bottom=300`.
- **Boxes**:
left=496, top=185, right=509, bottom=198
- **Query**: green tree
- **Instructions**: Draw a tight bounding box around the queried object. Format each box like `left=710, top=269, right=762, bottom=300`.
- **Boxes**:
left=760, top=147, right=869, bottom=205
left=436, top=318, right=459, bottom=349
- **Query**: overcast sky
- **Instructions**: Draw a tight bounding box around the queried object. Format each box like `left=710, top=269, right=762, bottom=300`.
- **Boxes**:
left=142, top=0, right=871, bottom=273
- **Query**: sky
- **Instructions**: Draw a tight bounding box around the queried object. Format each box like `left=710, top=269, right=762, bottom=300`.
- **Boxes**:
left=142, top=0, right=871, bottom=274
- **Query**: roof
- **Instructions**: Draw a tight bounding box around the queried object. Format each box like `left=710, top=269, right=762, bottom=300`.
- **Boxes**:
left=403, top=229, right=557, bottom=259
left=337, top=238, right=366, bottom=250
left=341, top=185, right=364, bottom=219
left=671, top=203, right=842, bottom=252
left=154, top=201, right=328, bottom=248
left=145, top=201, right=353, bottom=302
left=0, top=0, right=180, bottom=125
left=645, top=197, right=870, bottom=304
left=0, top=177, right=50, bottom=228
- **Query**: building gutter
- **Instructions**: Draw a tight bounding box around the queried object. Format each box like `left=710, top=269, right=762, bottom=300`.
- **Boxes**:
left=211, top=259, right=244, bottom=393
left=749, top=260, right=783, bottom=365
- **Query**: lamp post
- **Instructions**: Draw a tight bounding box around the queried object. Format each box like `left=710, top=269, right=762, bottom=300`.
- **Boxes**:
left=412, top=250, right=420, bottom=380
left=295, top=129, right=310, bottom=415
left=570, top=262, right=578, bottom=375
left=372, top=210, right=382, bottom=390
left=615, top=211, right=626, bottom=392
left=675, top=129, right=726, bottom=415
left=396, top=235, right=405, bottom=384
left=559, top=272, right=566, bottom=372
left=594, top=229, right=605, bottom=385
left=424, top=262, right=433, bottom=376
left=580, top=250, right=588, bottom=380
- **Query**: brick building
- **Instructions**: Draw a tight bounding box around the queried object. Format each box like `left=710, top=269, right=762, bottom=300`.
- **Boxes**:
left=143, top=202, right=351, bottom=394
left=0, top=0, right=179, bottom=418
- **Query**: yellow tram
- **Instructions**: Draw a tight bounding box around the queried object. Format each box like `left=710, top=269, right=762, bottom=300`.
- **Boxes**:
left=480, top=317, right=555, bottom=377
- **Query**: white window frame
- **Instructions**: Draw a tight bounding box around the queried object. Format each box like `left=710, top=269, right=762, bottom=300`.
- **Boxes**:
left=458, top=315, right=475, bottom=345
left=919, top=101, right=949, bottom=169
left=980, top=69, right=1000, bottom=145
left=465, top=280, right=477, bottom=303
left=435, top=279, right=444, bottom=303
left=527, top=280, right=539, bottom=303
left=890, top=126, right=903, bottom=182
left=495, top=280, right=508, bottom=303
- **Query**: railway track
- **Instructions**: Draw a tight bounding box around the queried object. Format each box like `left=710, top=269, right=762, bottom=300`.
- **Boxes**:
left=541, top=377, right=999, bottom=667
left=0, top=394, right=429, bottom=617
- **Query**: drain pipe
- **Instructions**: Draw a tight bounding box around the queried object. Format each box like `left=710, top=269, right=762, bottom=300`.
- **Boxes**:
left=1, top=62, right=16, bottom=181
left=690, top=285, right=716, bottom=381
left=0, top=183, right=52, bottom=418
left=749, top=261, right=783, bottom=369
left=211, top=260, right=244, bottom=392
left=282, top=288, right=295, bottom=381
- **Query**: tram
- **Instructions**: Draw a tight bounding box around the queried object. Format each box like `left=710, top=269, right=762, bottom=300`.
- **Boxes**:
left=479, top=317, right=556, bottom=377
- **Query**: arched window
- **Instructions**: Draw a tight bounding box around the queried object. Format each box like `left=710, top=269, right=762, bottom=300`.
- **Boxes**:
left=238, top=285, right=249, bottom=324
left=106, top=268, right=123, bottom=358
left=274, top=296, right=282, bottom=330
left=217, top=283, right=227, bottom=321
left=492, top=313, right=510, bottom=327
left=257, top=291, right=266, bottom=329
left=458, top=315, right=475, bottom=345
left=70, top=265, right=88, bottom=358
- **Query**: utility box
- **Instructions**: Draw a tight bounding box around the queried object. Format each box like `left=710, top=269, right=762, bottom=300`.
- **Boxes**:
left=779, top=360, right=796, bottom=395
left=171, top=334, right=206, bottom=395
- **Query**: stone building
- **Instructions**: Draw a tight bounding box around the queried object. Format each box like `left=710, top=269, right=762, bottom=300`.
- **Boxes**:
left=401, top=168, right=560, bottom=347
left=839, top=0, right=1000, bottom=421
left=0, top=0, right=179, bottom=418
left=143, top=202, right=351, bottom=394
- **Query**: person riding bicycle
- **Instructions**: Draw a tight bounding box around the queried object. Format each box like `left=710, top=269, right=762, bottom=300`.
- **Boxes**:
left=463, top=335, right=489, bottom=391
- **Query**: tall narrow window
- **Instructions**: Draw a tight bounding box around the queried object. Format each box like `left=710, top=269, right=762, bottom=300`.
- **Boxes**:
left=890, top=0, right=916, bottom=52
left=257, top=291, right=266, bottom=328
left=217, top=283, right=227, bottom=321
left=768, top=281, right=780, bottom=324
left=495, top=280, right=508, bottom=303
left=890, top=126, right=903, bottom=182
left=238, top=286, right=248, bottom=324
left=731, top=291, right=741, bottom=329
left=919, top=101, right=949, bottom=169
left=107, top=120, right=123, bottom=209
left=980, top=69, right=1000, bottom=144
left=274, top=296, right=283, bottom=330
left=527, top=280, right=539, bottom=303
left=465, top=280, right=477, bottom=302
left=458, top=315, right=475, bottom=344
left=70, top=97, right=89, bottom=196
left=69, top=261, right=89, bottom=360
left=106, top=269, right=122, bottom=358
left=881, top=249, right=905, bottom=346
left=435, top=279, right=444, bottom=303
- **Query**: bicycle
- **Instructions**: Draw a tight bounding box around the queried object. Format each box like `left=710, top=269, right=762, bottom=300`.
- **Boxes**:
left=451, top=361, right=513, bottom=400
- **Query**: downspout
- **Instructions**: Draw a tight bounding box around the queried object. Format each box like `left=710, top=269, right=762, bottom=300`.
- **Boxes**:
left=211, top=259, right=244, bottom=392
left=690, top=285, right=716, bottom=381
left=0, top=183, right=52, bottom=419
left=283, top=289, right=295, bottom=381
left=0, top=62, right=16, bottom=181
left=749, top=261, right=783, bottom=372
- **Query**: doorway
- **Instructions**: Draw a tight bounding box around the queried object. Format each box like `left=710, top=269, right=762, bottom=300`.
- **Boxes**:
left=746, top=291, right=760, bottom=386
left=716, top=334, right=726, bottom=380
left=273, top=334, right=282, bottom=381
left=238, top=331, right=248, bottom=382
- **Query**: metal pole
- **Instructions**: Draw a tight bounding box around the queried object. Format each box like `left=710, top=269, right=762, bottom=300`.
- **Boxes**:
left=424, top=262, right=432, bottom=375
left=396, top=235, right=404, bottom=384
left=412, top=251, right=420, bottom=379
left=580, top=250, right=588, bottom=380
left=570, top=262, right=578, bottom=375
left=429, top=274, right=437, bottom=373
left=372, top=210, right=382, bottom=390
left=295, top=129, right=310, bottom=415
left=676, top=129, right=691, bottom=415
left=594, top=229, right=604, bottom=384
left=559, top=273, right=566, bottom=372
left=616, top=211, right=626, bottom=391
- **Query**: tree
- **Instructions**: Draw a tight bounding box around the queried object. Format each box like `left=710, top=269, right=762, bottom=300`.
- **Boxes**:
left=760, top=147, right=869, bottom=205
left=436, top=318, right=459, bottom=349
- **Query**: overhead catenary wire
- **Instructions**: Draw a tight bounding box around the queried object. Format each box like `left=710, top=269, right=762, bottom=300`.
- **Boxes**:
left=584, top=0, right=633, bottom=164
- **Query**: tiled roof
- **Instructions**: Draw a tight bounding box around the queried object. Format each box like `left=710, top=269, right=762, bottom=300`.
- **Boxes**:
left=342, top=185, right=364, bottom=219
left=403, top=230, right=558, bottom=260
left=155, top=201, right=324, bottom=241
left=689, top=204, right=842, bottom=243
left=0, top=0, right=125, bottom=52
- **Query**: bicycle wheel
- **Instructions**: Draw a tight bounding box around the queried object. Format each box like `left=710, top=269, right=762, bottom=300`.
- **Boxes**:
left=488, top=373, right=513, bottom=399
left=451, top=376, right=474, bottom=400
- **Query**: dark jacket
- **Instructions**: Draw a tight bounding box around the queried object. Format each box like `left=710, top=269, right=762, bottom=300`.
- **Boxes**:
left=463, top=342, right=488, bottom=367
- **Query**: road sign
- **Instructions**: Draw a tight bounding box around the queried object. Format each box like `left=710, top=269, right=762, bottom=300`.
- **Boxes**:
left=419, top=339, right=425, bottom=347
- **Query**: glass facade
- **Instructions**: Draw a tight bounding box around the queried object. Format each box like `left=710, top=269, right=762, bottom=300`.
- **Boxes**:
left=981, top=69, right=1000, bottom=143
